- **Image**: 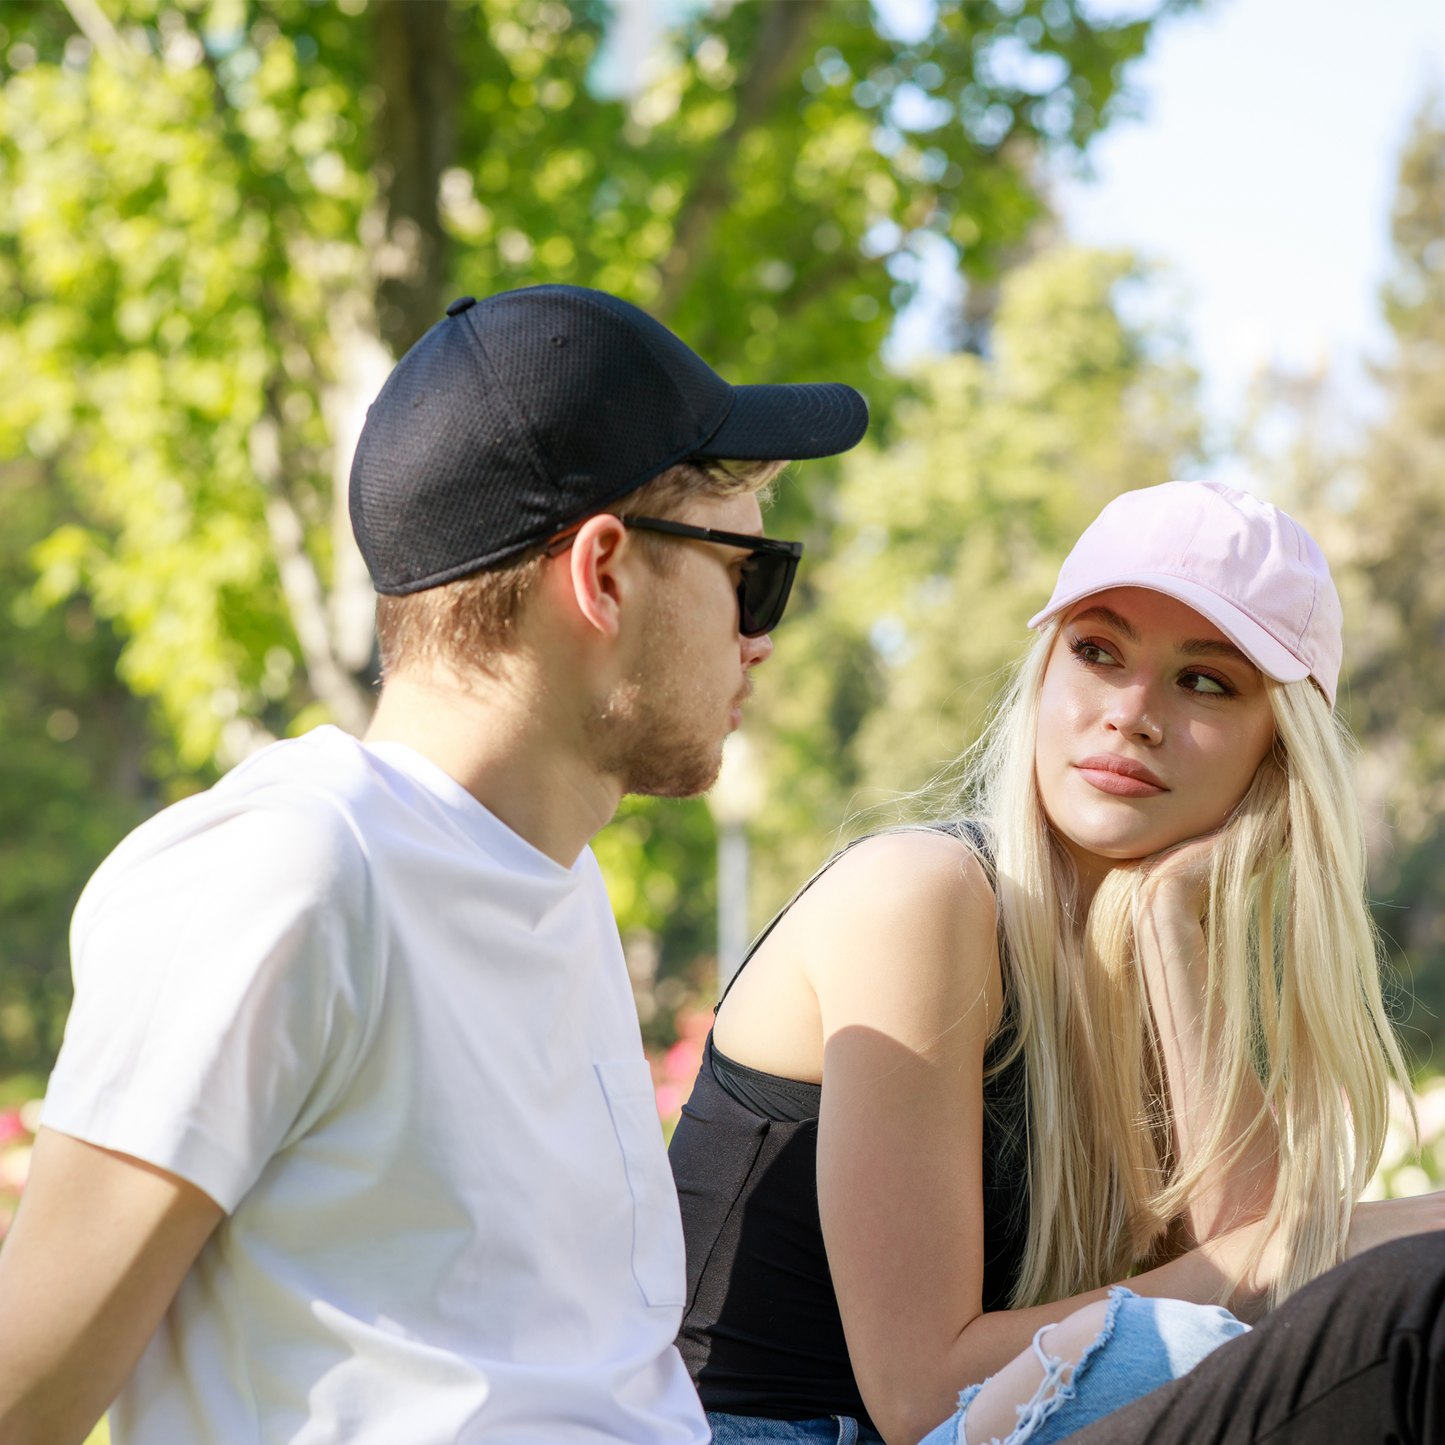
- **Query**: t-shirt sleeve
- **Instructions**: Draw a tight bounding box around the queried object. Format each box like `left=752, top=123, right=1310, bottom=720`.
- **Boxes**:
left=41, top=795, right=383, bottom=1213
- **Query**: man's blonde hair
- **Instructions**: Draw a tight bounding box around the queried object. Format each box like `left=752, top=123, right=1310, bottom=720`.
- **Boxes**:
left=375, top=458, right=787, bottom=679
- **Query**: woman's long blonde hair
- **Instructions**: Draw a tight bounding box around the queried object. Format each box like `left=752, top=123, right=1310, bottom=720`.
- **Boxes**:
left=949, top=620, right=1410, bottom=1310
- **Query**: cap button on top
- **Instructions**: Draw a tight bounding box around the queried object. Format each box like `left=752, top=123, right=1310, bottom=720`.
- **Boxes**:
left=446, top=296, right=477, bottom=317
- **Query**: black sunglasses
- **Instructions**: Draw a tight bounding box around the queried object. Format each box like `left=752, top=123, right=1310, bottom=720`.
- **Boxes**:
left=622, top=517, right=803, bottom=637
left=544, top=515, right=804, bottom=637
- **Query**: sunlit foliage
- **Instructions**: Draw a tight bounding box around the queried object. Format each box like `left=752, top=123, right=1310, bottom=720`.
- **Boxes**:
left=1234, top=96, right=1445, bottom=1072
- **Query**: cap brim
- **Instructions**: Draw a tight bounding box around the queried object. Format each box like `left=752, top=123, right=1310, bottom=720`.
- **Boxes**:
left=1028, top=573, right=1312, bottom=686
left=694, top=383, right=869, bottom=461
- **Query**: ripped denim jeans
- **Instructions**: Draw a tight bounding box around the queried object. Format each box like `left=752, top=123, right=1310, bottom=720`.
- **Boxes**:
left=917, top=1288, right=1251, bottom=1445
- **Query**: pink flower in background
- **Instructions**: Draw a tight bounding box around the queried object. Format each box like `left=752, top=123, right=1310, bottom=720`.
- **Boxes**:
left=664, top=1037, right=701, bottom=1082
left=0, top=1102, right=38, bottom=1239
left=651, top=1007, right=712, bottom=1123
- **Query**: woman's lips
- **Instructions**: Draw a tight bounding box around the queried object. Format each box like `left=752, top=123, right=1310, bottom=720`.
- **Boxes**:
left=1074, top=754, right=1168, bottom=798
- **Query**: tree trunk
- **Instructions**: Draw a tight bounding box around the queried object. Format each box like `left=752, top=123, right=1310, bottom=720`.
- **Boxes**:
left=250, top=416, right=374, bottom=737
left=653, top=0, right=827, bottom=322
left=373, top=0, right=457, bottom=357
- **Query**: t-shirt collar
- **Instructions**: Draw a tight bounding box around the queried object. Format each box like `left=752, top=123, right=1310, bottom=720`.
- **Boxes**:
left=357, top=734, right=581, bottom=882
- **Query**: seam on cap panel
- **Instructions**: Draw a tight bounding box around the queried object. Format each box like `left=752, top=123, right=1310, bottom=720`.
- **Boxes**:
left=563, top=285, right=734, bottom=441
left=692, top=389, right=738, bottom=454
left=461, top=303, right=557, bottom=489
left=1287, top=515, right=1318, bottom=649
left=565, top=286, right=691, bottom=408
left=1177, top=505, right=1205, bottom=568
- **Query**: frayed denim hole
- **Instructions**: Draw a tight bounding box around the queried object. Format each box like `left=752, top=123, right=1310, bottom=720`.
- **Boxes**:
left=957, top=1383, right=986, bottom=1412
left=1058, top=1285, right=1134, bottom=1397
left=986, top=1286, right=1136, bottom=1445
left=954, top=1380, right=986, bottom=1445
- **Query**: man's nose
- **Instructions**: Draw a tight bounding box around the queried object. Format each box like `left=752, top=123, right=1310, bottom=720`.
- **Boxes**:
left=741, top=631, right=773, bottom=670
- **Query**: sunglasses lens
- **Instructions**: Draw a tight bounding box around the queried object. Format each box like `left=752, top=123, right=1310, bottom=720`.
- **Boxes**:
left=737, top=552, right=795, bottom=637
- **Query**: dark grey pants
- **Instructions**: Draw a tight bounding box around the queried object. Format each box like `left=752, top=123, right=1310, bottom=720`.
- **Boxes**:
left=1064, top=1232, right=1445, bottom=1444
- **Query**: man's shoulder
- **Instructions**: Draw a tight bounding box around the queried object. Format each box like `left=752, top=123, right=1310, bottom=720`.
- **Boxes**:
left=82, top=730, right=384, bottom=914
left=217, top=725, right=384, bottom=815
left=173, top=726, right=401, bottom=841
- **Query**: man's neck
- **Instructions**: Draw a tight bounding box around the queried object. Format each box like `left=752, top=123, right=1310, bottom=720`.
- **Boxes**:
left=363, top=668, right=623, bottom=869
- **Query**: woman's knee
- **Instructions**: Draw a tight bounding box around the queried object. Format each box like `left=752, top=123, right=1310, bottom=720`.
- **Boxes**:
left=961, top=1300, right=1112, bottom=1445
left=1040, top=1299, right=1115, bottom=1368
left=960, top=1291, right=1249, bottom=1445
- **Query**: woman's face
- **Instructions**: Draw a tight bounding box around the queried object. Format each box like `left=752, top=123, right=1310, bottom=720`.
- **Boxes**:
left=1035, top=587, right=1277, bottom=881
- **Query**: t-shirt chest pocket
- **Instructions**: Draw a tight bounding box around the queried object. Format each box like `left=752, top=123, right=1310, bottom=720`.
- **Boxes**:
left=594, top=1060, right=687, bottom=1308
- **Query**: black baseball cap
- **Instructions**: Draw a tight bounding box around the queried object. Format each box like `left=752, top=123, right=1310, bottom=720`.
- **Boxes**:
left=350, top=284, right=869, bottom=595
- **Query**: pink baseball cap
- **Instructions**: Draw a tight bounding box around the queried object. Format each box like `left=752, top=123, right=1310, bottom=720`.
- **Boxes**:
left=1027, top=480, right=1344, bottom=706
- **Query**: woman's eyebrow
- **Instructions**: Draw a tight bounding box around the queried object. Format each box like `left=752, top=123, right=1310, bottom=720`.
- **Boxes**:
left=1179, top=637, right=1254, bottom=666
left=1070, top=605, right=1140, bottom=642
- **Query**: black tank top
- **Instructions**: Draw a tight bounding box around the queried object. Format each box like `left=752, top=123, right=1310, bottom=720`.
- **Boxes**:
left=668, top=823, right=1030, bottom=1429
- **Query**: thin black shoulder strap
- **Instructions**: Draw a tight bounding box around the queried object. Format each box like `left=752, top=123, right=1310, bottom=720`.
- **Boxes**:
left=714, top=820, right=995, bottom=1013
left=932, top=818, right=997, bottom=885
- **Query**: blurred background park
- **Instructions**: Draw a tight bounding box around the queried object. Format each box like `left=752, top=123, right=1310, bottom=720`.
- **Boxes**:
left=3, top=0, right=1445, bottom=1248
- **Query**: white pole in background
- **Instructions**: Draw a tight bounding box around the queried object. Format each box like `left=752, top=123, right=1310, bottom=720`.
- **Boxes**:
left=706, top=732, right=765, bottom=1000
left=716, top=823, right=748, bottom=997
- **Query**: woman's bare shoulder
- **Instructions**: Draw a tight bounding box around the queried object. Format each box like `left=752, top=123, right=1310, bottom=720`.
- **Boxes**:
left=774, top=829, right=1000, bottom=1009
left=801, top=828, right=996, bottom=918
left=720, top=829, right=1000, bottom=1078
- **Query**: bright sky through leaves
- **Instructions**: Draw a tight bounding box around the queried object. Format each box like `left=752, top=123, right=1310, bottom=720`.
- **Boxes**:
left=1055, top=0, right=1445, bottom=436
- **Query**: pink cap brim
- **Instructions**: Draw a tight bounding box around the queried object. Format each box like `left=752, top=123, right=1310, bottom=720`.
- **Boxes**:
left=1028, top=572, right=1314, bottom=690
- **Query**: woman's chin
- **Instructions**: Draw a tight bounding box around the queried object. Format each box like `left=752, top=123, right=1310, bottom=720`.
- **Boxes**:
left=1044, top=780, right=1219, bottom=867
left=1054, top=816, right=1178, bottom=866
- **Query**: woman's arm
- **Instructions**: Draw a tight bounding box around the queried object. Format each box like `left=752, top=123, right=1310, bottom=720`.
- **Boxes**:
left=1136, top=839, right=1278, bottom=1244
left=742, top=831, right=1003, bottom=1443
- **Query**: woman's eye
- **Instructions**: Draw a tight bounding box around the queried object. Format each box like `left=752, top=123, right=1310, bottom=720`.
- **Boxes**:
left=1180, top=670, right=1229, bottom=696
left=1070, top=637, right=1119, bottom=667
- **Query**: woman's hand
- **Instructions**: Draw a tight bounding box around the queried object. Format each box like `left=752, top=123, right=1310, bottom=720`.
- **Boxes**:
left=1138, top=830, right=1220, bottom=917
left=1348, top=1193, right=1445, bottom=1259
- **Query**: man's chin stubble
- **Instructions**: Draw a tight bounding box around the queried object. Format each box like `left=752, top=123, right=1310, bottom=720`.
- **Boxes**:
left=584, top=695, right=724, bottom=800
left=604, top=698, right=743, bottom=800
left=623, top=740, right=723, bottom=799
left=591, top=672, right=751, bottom=800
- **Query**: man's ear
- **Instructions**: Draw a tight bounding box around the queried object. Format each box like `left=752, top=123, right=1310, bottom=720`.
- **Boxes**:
left=564, top=513, right=633, bottom=637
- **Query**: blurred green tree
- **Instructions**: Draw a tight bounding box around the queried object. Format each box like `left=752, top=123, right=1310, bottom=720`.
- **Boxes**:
left=0, top=0, right=1181, bottom=758
left=0, top=458, right=153, bottom=1076
left=1333, top=96, right=1445, bottom=1069
left=1347, top=96, right=1445, bottom=814
left=0, top=0, right=1188, bottom=1060
left=1236, top=95, right=1445, bottom=1072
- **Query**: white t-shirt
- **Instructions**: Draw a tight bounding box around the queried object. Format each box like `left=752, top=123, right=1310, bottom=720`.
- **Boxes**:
left=43, top=726, right=708, bottom=1445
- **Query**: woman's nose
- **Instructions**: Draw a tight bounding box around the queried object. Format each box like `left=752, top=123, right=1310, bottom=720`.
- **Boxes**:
left=1105, top=685, right=1163, bottom=745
